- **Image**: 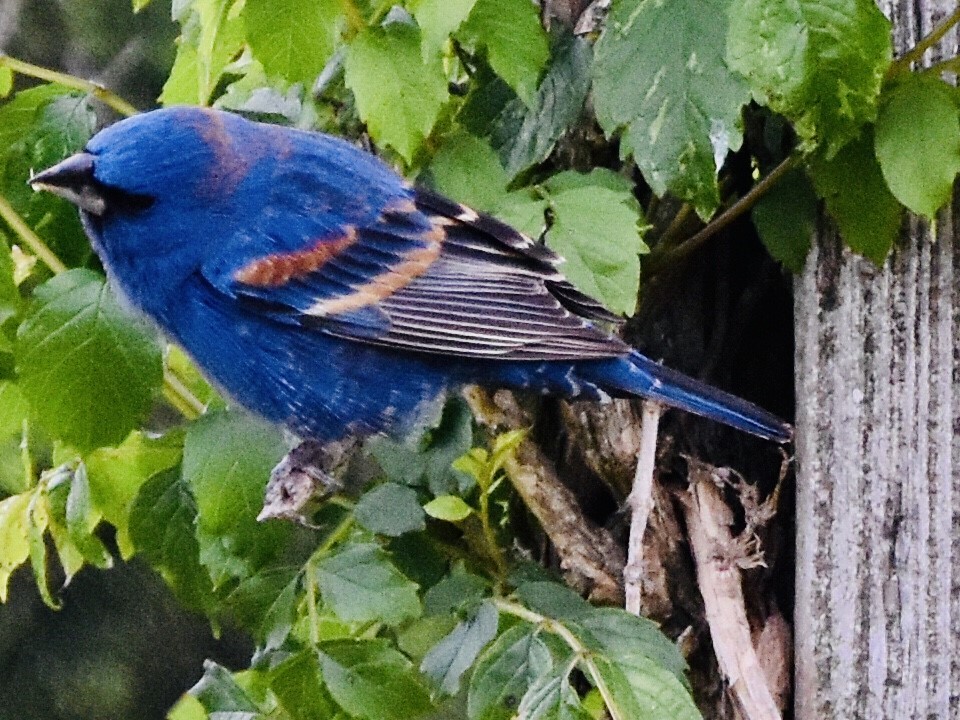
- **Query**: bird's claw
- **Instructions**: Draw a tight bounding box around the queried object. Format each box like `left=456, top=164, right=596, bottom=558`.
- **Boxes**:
left=258, top=439, right=346, bottom=525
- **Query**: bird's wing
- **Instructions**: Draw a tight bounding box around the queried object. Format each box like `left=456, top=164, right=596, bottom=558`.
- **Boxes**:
left=205, top=186, right=630, bottom=361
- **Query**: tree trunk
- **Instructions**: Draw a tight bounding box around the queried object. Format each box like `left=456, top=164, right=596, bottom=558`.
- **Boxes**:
left=794, top=4, right=959, bottom=716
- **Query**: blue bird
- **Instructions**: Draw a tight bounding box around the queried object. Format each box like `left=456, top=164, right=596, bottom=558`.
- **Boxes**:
left=30, top=107, right=791, bottom=450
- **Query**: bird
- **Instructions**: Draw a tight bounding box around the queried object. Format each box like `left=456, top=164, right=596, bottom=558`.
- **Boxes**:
left=30, top=107, right=791, bottom=451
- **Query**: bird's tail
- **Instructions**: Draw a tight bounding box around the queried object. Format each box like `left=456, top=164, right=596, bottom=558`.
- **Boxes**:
left=600, top=351, right=792, bottom=443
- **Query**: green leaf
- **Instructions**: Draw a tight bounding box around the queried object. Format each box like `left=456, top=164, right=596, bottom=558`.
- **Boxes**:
left=491, top=190, right=549, bottom=239
left=491, top=32, right=592, bottom=179
left=270, top=650, right=339, bottom=720
left=84, top=429, right=184, bottom=557
left=468, top=623, right=554, bottom=720
left=459, top=0, right=549, bottom=106
left=182, top=409, right=291, bottom=585
left=190, top=660, right=263, bottom=718
left=518, top=666, right=591, bottom=720
left=410, top=0, right=478, bottom=57
left=425, top=129, right=509, bottom=212
left=224, top=568, right=299, bottom=648
left=355, top=482, right=426, bottom=537
left=421, top=600, right=499, bottom=695
left=423, top=495, right=473, bottom=522
left=64, top=464, right=112, bottom=569
left=728, top=0, right=892, bottom=156
left=345, top=23, right=448, bottom=162
left=0, top=88, right=97, bottom=266
left=752, top=167, right=817, bottom=272
left=576, top=608, right=689, bottom=684
left=541, top=170, right=647, bottom=316
left=244, top=0, right=342, bottom=86
left=320, top=640, right=435, bottom=720
left=0, top=491, right=32, bottom=601
left=594, top=0, right=749, bottom=219
left=589, top=652, right=700, bottom=720
left=160, top=0, right=246, bottom=106
left=423, top=564, right=489, bottom=616
left=27, top=488, right=59, bottom=608
left=15, top=270, right=163, bottom=450
left=810, top=129, right=903, bottom=264
left=315, top=542, right=421, bottom=625
left=0, top=67, right=12, bottom=98
left=129, top=468, right=214, bottom=611
left=875, top=75, right=960, bottom=219
left=515, top=581, right=592, bottom=621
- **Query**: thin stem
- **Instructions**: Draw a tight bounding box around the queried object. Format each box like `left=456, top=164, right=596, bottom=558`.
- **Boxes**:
left=162, top=367, right=205, bottom=420
left=651, top=155, right=798, bottom=271
left=922, top=54, right=960, bottom=76
left=0, top=194, right=67, bottom=273
left=494, top=598, right=625, bottom=720
left=478, top=476, right=508, bottom=582
left=0, top=55, right=138, bottom=117
left=624, top=401, right=661, bottom=615
left=315, top=512, right=356, bottom=556
left=305, top=561, right=321, bottom=646
left=889, top=5, right=960, bottom=76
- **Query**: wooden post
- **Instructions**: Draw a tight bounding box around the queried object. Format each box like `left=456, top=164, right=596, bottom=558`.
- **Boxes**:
left=794, top=2, right=959, bottom=708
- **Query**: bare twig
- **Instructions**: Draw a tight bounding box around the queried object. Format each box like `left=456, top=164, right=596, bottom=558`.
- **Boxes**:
left=624, top=400, right=661, bottom=615
left=464, top=387, right=625, bottom=603
left=682, top=461, right=781, bottom=720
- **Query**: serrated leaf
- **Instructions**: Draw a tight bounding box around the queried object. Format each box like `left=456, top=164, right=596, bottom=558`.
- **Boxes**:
left=26, top=489, right=58, bottom=608
left=594, top=0, right=749, bottom=219
left=15, top=270, right=163, bottom=450
left=459, top=0, right=549, bottom=106
left=244, top=0, right=342, bottom=86
left=410, top=0, right=477, bottom=57
left=421, top=600, right=499, bottom=695
left=0, top=491, right=32, bottom=601
left=355, top=482, right=426, bottom=537
left=875, top=75, right=960, bottom=219
left=752, top=167, right=817, bottom=272
left=589, top=653, right=700, bottom=720
left=492, top=191, right=549, bottom=239
left=491, top=32, right=592, bottom=178
left=425, top=129, right=509, bottom=212
left=270, top=650, right=339, bottom=720
left=315, top=542, right=421, bottom=625
left=576, top=608, right=689, bottom=683
left=423, top=495, right=473, bottom=522
left=344, top=23, right=448, bottom=162
left=467, top=623, right=554, bottom=720
left=810, top=129, right=903, bottom=264
left=182, top=409, right=291, bottom=585
left=320, top=640, right=435, bottom=720
left=542, top=171, right=647, bottom=316
left=84, top=429, right=184, bottom=557
left=129, top=468, right=214, bottom=611
left=728, top=0, right=892, bottom=156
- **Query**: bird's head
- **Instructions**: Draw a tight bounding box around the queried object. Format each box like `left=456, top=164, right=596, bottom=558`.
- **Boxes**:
left=30, top=107, right=278, bottom=305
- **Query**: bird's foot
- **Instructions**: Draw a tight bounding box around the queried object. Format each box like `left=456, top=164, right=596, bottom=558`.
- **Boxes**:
left=258, top=438, right=355, bottom=524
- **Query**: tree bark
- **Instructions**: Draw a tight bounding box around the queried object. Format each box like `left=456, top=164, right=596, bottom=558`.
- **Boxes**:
left=794, top=4, right=959, bottom=714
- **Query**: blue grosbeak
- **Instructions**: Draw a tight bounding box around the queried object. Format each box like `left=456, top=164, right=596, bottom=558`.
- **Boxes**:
left=31, top=107, right=791, bottom=445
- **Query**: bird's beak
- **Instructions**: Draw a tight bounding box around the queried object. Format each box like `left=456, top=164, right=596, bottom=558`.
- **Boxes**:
left=29, top=152, right=107, bottom=216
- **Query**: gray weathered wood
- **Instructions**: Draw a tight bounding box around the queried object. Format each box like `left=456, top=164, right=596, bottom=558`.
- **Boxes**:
left=795, top=4, right=960, bottom=714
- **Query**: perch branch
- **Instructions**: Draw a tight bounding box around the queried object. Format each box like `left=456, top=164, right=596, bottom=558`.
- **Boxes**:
left=681, top=461, right=781, bottom=720
left=463, top=387, right=625, bottom=604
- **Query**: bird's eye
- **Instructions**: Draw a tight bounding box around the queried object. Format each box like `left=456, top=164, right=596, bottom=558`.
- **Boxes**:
left=101, top=186, right=155, bottom=215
